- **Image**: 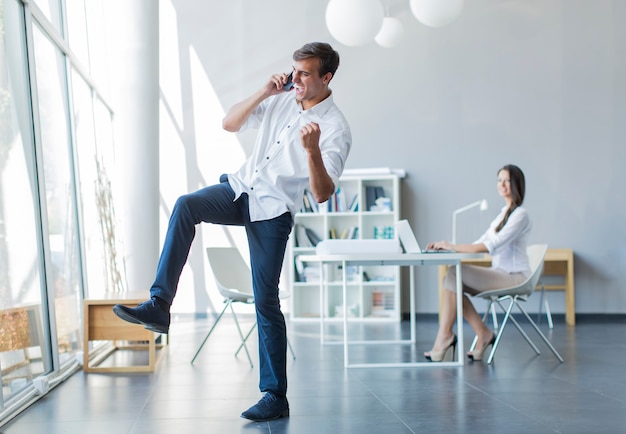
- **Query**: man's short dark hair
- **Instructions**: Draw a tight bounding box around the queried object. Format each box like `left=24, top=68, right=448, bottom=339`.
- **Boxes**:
left=293, top=42, right=340, bottom=78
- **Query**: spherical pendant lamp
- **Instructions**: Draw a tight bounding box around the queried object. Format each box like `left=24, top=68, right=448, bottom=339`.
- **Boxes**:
left=375, top=17, right=404, bottom=48
left=410, top=0, right=464, bottom=28
left=326, top=0, right=384, bottom=47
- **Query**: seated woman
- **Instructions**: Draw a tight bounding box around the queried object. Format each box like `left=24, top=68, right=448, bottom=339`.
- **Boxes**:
left=424, top=164, right=532, bottom=362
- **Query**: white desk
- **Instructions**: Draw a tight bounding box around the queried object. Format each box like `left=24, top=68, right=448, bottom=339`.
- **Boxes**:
left=299, top=252, right=483, bottom=368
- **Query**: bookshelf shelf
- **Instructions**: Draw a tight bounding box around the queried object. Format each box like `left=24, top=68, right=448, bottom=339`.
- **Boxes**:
left=287, top=171, right=404, bottom=322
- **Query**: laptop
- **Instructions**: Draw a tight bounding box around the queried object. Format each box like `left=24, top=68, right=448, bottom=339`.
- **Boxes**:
left=395, top=219, right=452, bottom=254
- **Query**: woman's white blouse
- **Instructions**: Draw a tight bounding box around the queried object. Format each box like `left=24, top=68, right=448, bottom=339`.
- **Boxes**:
left=475, top=206, right=532, bottom=276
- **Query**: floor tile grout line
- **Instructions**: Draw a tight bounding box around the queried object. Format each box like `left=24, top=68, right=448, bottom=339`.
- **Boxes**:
left=346, top=369, right=418, bottom=434
left=464, top=381, right=563, bottom=433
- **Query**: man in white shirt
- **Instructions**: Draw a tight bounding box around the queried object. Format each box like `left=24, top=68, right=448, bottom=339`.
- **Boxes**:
left=113, top=42, right=352, bottom=421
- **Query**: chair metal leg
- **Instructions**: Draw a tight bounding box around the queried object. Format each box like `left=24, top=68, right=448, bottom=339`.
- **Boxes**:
left=192, top=300, right=259, bottom=368
left=495, top=298, right=541, bottom=355
left=191, top=300, right=231, bottom=365
left=490, top=303, right=499, bottom=330
left=487, top=296, right=516, bottom=364
left=234, top=322, right=296, bottom=361
left=287, top=336, right=296, bottom=360
left=537, top=282, right=554, bottom=329
left=537, top=281, right=545, bottom=324
left=229, top=303, right=254, bottom=368
left=235, top=322, right=257, bottom=358
left=545, top=299, right=553, bottom=329
left=516, top=303, right=564, bottom=362
left=489, top=296, right=563, bottom=364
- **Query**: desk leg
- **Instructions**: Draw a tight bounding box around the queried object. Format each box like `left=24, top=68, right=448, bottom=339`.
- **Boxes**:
left=566, top=256, right=576, bottom=326
left=342, top=260, right=349, bottom=368
left=319, top=262, right=325, bottom=345
left=438, top=265, right=446, bottom=325
left=410, top=265, right=416, bottom=344
left=455, top=261, right=464, bottom=365
left=83, top=303, right=90, bottom=369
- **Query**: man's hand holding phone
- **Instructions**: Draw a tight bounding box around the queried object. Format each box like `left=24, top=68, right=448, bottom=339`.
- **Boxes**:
left=266, top=71, right=294, bottom=97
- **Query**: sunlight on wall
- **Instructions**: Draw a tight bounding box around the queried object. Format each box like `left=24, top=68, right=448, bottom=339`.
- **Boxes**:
left=189, top=45, right=245, bottom=179
left=158, top=99, right=188, bottom=207
left=160, top=0, right=250, bottom=314
left=159, top=0, right=184, bottom=128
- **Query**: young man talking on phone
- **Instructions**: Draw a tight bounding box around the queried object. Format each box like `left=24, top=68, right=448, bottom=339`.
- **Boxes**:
left=113, top=42, right=351, bottom=421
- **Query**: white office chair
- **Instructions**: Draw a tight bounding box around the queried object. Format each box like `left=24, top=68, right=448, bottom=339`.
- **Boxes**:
left=470, top=244, right=564, bottom=364
left=191, top=247, right=295, bottom=367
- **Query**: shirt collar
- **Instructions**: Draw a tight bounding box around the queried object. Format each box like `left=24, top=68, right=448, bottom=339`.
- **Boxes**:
left=295, top=91, right=334, bottom=118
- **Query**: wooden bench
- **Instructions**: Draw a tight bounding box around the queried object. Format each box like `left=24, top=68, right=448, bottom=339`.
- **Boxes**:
left=83, top=293, right=165, bottom=372
left=439, top=248, right=576, bottom=326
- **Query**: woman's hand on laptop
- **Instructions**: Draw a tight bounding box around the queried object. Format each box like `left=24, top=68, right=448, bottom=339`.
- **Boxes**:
left=427, top=241, right=453, bottom=251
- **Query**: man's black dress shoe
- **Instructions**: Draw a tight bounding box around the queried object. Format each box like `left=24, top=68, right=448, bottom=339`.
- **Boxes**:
left=113, top=298, right=170, bottom=334
left=241, top=392, right=289, bottom=422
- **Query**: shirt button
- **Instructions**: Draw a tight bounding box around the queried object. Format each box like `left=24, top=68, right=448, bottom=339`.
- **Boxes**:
left=251, top=187, right=254, bottom=190
left=277, top=141, right=280, bottom=144
left=266, top=156, right=269, bottom=160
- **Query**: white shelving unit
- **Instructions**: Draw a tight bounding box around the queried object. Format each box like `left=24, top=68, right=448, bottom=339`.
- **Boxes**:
left=288, top=171, right=404, bottom=322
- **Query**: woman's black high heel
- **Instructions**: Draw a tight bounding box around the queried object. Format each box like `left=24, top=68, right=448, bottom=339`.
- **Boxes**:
left=425, top=334, right=458, bottom=362
left=467, top=334, right=496, bottom=361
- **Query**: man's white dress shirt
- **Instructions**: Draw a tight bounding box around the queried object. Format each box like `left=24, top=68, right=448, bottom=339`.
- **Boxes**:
left=228, top=91, right=352, bottom=222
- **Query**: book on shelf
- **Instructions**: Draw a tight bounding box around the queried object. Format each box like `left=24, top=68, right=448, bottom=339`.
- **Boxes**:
left=327, top=191, right=339, bottom=212
left=346, top=226, right=358, bottom=239
left=336, top=187, right=348, bottom=212
left=323, top=187, right=356, bottom=213
left=305, top=226, right=322, bottom=245
left=371, top=290, right=395, bottom=317
left=293, top=257, right=304, bottom=282
left=300, top=266, right=321, bottom=283
left=294, top=256, right=320, bottom=283
left=301, top=192, right=312, bottom=213
left=301, top=189, right=318, bottom=213
left=294, top=223, right=321, bottom=247
left=348, top=193, right=358, bottom=212
left=364, top=185, right=385, bottom=211
left=328, top=226, right=358, bottom=240
left=329, top=227, right=337, bottom=239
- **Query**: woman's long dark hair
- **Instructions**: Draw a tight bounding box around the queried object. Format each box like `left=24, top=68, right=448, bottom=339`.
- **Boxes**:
left=495, top=164, right=525, bottom=233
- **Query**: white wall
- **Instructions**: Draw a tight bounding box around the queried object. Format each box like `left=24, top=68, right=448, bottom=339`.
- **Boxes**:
left=158, top=0, right=626, bottom=315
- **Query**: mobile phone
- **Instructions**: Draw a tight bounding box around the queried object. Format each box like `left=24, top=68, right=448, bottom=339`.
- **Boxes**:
left=283, top=71, right=294, bottom=91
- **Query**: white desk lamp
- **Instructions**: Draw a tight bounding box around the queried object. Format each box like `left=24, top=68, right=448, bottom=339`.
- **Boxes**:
left=452, top=199, right=488, bottom=244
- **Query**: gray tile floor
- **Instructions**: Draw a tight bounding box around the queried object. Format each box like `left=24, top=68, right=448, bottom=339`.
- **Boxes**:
left=2, top=314, right=626, bottom=434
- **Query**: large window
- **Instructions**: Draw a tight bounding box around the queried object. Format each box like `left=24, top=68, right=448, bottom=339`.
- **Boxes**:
left=0, top=0, right=48, bottom=407
left=73, top=70, right=124, bottom=297
left=32, top=23, right=82, bottom=366
left=1, top=0, right=120, bottom=420
left=30, top=0, right=62, bottom=33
